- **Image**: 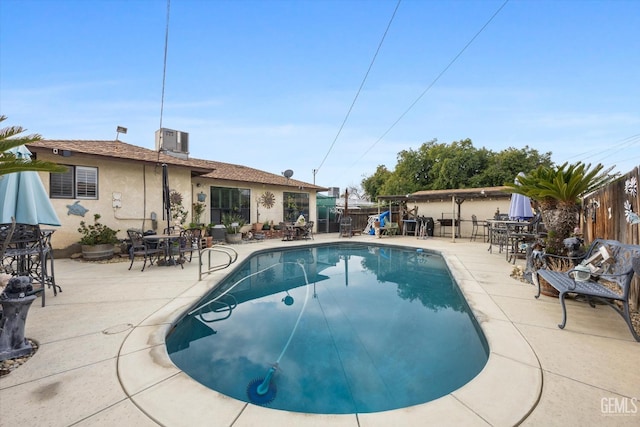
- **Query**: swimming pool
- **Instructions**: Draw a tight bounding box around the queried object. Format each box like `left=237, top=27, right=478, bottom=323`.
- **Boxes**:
left=166, top=243, right=488, bottom=414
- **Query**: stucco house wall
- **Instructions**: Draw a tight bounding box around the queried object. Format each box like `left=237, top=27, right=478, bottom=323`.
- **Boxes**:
left=411, top=198, right=511, bottom=238
left=34, top=151, right=193, bottom=250
left=28, top=140, right=324, bottom=253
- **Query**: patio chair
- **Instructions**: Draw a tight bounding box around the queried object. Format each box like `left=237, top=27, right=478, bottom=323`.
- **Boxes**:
left=488, top=221, right=508, bottom=254
left=302, top=221, right=314, bottom=240
left=339, top=217, right=352, bottom=238
left=0, top=218, right=17, bottom=261
left=470, top=214, right=489, bottom=242
left=178, top=228, right=202, bottom=264
left=1, top=222, right=59, bottom=307
left=127, top=229, right=162, bottom=272
left=281, top=222, right=296, bottom=241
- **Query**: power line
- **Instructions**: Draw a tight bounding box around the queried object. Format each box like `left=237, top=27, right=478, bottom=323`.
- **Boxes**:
left=156, top=0, right=171, bottom=165
left=314, top=0, right=402, bottom=180
left=352, top=0, right=510, bottom=167
left=567, top=133, right=640, bottom=165
left=159, top=0, right=171, bottom=133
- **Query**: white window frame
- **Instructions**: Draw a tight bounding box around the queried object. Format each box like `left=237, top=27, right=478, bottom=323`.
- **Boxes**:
left=50, top=165, right=98, bottom=199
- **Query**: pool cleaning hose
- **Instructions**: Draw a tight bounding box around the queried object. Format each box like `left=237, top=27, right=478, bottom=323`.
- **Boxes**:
left=246, top=260, right=311, bottom=405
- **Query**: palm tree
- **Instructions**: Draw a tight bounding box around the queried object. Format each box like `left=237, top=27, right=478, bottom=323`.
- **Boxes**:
left=505, top=162, right=617, bottom=254
left=0, top=115, right=66, bottom=176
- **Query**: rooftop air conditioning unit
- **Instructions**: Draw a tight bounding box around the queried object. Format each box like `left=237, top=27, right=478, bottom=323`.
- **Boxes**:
left=155, top=128, right=189, bottom=159
left=328, top=187, right=340, bottom=197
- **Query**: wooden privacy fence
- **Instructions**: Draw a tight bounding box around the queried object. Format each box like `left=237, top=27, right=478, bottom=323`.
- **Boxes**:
left=347, top=208, right=400, bottom=234
left=583, top=166, right=640, bottom=310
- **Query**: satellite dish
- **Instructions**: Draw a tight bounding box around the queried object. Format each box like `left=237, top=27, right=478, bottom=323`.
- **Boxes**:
left=283, top=169, right=294, bottom=179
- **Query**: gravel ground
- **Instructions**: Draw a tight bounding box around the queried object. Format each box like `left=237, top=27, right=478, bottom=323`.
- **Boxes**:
left=0, top=339, right=38, bottom=377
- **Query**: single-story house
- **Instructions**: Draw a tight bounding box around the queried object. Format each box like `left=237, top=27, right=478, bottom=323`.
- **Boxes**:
left=27, top=139, right=326, bottom=253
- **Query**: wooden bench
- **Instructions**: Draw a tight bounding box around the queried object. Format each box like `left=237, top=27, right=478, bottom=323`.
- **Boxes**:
left=534, top=239, right=640, bottom=341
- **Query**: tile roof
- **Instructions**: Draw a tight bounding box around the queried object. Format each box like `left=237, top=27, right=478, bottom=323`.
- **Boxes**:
left=28, top=140, right=325, bottom=191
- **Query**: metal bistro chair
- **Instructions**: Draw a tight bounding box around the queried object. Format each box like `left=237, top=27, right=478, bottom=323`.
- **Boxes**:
left=488, top=221, right=508, bottom=254
left=506, top=214, right=545, bottom=264
left=302, top=221, right=314, bottom=240
left=0, top=219, right=17, bottom=262
left=281, top=222, right=296, bottom=241
left=470, top=214, right=489, bottom=242
left=178, top=228, right=203, bottom=265
left=339, top=217, right=352, bottom=238
left=127, top=229, right=162, bottom=272
left=1, top=223, right=59, bottom=307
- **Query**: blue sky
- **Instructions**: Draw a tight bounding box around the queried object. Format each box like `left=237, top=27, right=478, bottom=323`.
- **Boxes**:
left=1, top=0, right=638, bottom=190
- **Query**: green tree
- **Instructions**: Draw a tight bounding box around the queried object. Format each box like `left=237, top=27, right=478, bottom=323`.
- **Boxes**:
left=473, top=146, right=553, bottom=187
left=361, top=139, right=553, bottom=196
left=362, top=164, right=392, bottom=200
left=426, top=139, right=483, bottom=190
left=0, top=115, right=66, bottom=176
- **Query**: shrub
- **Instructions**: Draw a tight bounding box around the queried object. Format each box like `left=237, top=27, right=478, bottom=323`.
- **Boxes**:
left=78, top=214, right=120, bottom=245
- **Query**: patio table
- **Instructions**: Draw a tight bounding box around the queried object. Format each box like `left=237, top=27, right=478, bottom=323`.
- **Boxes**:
left=143, top=234, right=182, bottom=266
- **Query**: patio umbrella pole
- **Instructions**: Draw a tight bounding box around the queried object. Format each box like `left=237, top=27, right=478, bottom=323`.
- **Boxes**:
left=162, top=163, right=171, bottom=232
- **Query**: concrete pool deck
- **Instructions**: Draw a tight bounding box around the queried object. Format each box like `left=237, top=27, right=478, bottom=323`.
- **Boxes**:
left=1, top=234, right=638, bottom=426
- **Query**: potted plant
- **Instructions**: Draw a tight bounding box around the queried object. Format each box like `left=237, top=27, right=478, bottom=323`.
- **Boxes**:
left=222, top=213, right=246, bottom=244
left=77, top=214, right=120, bottom=260
left=192, top=201, right=206, bottom=226
left=285, top=195, right=298, bottom=221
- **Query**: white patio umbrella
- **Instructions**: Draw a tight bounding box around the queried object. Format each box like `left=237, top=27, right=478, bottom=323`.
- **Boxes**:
left=509, top=173, right=533, bottom=221
left=0, top=145, right=61, bottom=226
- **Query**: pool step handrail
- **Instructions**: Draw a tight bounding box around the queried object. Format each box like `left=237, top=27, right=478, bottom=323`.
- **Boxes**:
left=198, top=245, right=239, bottom=281
left=196, top=295, right=238, bottom=323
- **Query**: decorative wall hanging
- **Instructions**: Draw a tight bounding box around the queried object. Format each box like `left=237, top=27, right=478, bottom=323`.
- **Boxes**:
left=623, top=200, right=640, bottom=224
left=585, top=198, right=600, bottom=222
left=66, top=201, right=89, bottom=217
left=624, top=176, right=637, bottom=197
left=622, top=176, right=638, bottom=224
left=260, top=191, right=276, bottom=209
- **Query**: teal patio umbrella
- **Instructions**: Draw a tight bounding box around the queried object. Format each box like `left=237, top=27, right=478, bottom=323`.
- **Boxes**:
left=0, top=145, right=61, bottom=226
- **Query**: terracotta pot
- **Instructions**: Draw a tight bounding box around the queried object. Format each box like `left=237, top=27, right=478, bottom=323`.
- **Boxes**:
left=539, top=277, right=559, bottom=298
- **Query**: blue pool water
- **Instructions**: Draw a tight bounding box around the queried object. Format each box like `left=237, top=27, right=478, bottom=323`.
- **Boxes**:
left=166, top=243, right=488, bottom=414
